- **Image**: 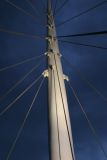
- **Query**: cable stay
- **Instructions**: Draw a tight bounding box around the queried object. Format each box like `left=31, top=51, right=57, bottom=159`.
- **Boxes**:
left=25, top=0, right=42, bottom=16
left=0, top=59, right=44, bottom=101
left=5, top=0, right=44, bottom=26
left=68, top=82, right=107, bottom=159
left=0, top=0, right=106, bottom=159
left=54, top=0, right=69, bottom=16
left=57, top=0, right=107, bottom=27
left=58, top=30, right=107, bottom=38
left=62, top=56, right=107, bottom=104
left=41, top=0, right=47, bottom=12
left=6, top=77, right=45, bottom=160
left=0, top=74, right=43, bottom=116
left=0, top=28, right=45, bottom=40
left=25, top=0, right=46, bottom=24
left=0, top=54, right=45, bottom=73
left=53, top=0, right=58, bottom=15
left=59, top=39, right=107, bottom=50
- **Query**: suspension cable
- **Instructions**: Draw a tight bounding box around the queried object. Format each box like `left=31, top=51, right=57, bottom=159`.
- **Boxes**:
left=62, top=56, right=107, bottom=104
left=57, top=0, right=107, bottom=27
left=54, top=0, right=69, bottom=15
left=53, top=0, right=58, bottom=15
left=0, top=74, right=43, bottom=116
left=58, top=30, right=107, bottom=38
left=59, top=39, right=107, bottom=50
left=41, top=0, right=47, bottom=12
left=6, top=77, right=45, bottom=160
left=0, top=54, right=45, bottom=72
left=25, top=0, right=42, bottom=16
left=25, top=0, right=46, bottom=24
left=68, top=81, right=107, bottom=159
left=0, top=28, right=45, bottom=40
left=5, top=0, right=44, bottom=26
left=0, top=59, right=44, bottom=101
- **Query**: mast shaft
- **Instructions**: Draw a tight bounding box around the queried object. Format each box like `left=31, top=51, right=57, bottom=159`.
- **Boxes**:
left=47, top=1, right=75, bottom=160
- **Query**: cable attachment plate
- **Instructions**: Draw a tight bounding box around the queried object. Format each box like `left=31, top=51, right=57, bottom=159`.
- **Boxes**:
left=44, top=52, right=48, bottom=56
left=42, top=70, right=48, bottom=78
left=63, top=74, right=69, bottom=81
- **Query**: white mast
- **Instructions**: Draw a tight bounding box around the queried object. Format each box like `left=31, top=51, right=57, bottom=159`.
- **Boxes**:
left=47, top=0, right=75, bottom=160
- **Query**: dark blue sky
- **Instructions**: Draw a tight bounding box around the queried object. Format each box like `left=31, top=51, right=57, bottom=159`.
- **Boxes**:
left=0, top=0, right=107, bottom=160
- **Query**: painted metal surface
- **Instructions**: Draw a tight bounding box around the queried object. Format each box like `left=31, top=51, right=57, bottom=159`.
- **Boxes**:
left=47, top=1, right=75, bottom=159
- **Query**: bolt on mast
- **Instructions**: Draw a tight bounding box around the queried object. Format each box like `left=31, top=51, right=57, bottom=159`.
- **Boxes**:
left=47, top=0, right=75, bottom=160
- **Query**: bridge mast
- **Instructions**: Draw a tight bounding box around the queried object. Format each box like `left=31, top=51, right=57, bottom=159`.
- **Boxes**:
left=47, top=0, right=75, bottom=159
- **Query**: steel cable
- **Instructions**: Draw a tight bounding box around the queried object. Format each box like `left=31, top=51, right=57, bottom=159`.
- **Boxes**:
left=54, top=0, right=69, bottom=15
left=0, top=74, right=43, bottom=116
left=25, top=0, right=46, bottom=24
left=53, top=0, right=58, bottom=15
left=25, top=0, right=41, bottom=15
left=57, top=0, right=107, bottom=27
left=5, top=0, right=44, bottom=26
left=0, top=28, right=45, bottom=40
left=0, top=54, right=44, bottom=72
left=59, top=39, right=107, bottom=50
left=58, top=30, right=107, bottom=38
left=0, top=58, right=44, bottom=101
left=62, top=56, right=107, bottom=104
left=6, top=77, right=45, bottom=160
left=68, top=82, right=107, bottom=159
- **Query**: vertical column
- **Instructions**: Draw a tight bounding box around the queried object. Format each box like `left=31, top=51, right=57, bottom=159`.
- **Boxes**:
left=47, top=1, right=75, bottom=160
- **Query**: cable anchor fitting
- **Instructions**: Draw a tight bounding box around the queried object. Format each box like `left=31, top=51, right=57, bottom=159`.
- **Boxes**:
left=42, top=70, right=48, bottom=78
left=63, top=74, right=69, bottom=81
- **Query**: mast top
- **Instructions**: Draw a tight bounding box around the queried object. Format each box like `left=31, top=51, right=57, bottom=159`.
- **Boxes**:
left=47, top=0, right=52, bottom=13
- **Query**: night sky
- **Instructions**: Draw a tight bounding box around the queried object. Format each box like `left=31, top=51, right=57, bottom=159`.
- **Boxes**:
left=0, top=0, right=107, bottom=160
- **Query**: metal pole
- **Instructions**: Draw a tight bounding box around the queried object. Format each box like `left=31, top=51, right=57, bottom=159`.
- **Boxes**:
left=47, top=0, right=75, bottom=160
